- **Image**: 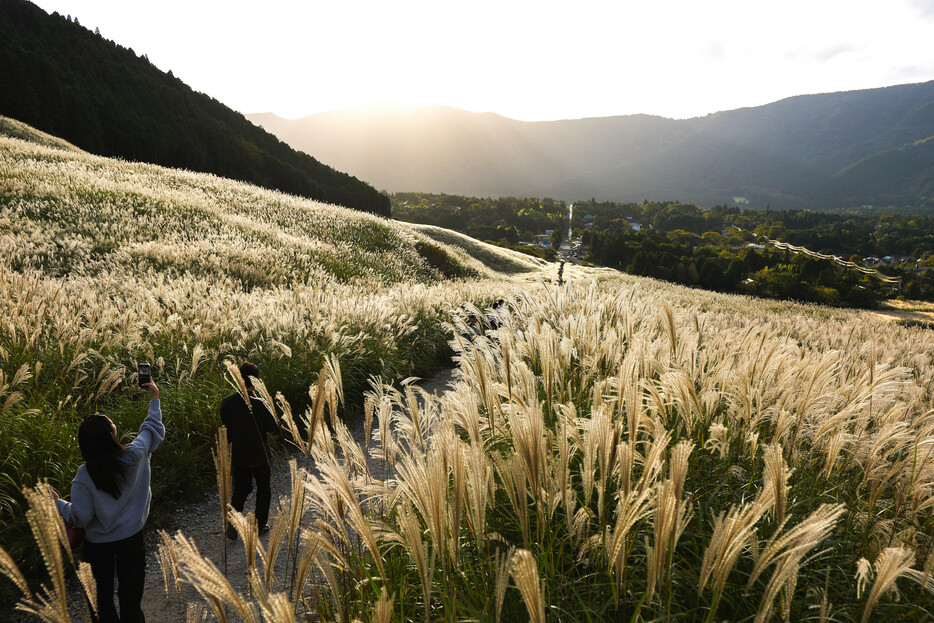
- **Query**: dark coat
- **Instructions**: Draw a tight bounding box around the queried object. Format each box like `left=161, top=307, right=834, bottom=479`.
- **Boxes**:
left=219, top=393, right=276, bottom=468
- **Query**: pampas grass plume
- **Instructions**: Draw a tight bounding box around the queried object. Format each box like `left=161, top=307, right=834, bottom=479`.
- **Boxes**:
left=510, top=549, right=545, bottom=623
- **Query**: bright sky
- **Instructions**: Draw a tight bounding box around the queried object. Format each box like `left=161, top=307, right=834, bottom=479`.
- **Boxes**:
left=30, top=0, right=934, bottom=122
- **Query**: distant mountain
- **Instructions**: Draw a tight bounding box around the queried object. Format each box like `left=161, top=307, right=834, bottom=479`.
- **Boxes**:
left=249, top=84, right=934, bottom=212
left=0, top=0, right=389, bottom=217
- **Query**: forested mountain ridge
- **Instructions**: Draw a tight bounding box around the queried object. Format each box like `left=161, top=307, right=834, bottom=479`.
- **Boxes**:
left=250, top=82, right=934, bottom=213
left=0, top=0, right=390, bottom=217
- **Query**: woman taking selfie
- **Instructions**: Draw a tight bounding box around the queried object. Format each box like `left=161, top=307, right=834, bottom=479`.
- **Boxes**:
left=53, top=381, right=164, bottom=623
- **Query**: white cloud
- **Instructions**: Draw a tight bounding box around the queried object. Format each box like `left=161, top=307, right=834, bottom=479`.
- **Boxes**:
left=909, top=0, right=934, bottom=18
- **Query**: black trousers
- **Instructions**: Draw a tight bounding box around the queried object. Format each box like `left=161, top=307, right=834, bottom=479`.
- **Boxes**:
left=82, top=529, right=146, bottom=623
left=231, top=464, right=271, bottom=528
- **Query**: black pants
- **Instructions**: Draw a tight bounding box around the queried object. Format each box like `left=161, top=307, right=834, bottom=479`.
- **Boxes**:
left=231, top=464, right=271, bottom=528
left=82, top=529, right=146, bottom=623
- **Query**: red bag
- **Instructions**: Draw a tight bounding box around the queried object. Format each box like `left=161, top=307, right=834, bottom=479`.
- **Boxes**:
left=66, top=518, right=84, bottom=550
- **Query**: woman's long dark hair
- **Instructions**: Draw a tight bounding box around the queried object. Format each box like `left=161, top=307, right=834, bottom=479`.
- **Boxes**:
left=78, top=414, right=127, bottom=498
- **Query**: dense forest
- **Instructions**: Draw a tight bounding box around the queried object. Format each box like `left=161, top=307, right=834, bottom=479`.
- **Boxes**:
left=0, top=0, right=390, bottom=216
left=392, top=193, right=934, bottom=308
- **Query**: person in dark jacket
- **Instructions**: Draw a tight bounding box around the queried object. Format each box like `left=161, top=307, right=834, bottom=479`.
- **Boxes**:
left=220, top=361, right=277, bottom=538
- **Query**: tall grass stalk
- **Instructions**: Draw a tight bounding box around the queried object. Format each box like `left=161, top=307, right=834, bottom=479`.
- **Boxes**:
left=213, top=427, right=232, bottom=575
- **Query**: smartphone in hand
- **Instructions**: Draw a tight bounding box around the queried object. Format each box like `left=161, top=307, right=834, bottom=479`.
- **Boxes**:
left=138, top=362, right=151, bottom=387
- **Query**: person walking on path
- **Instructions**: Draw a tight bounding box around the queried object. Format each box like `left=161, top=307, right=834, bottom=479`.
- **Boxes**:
left=220, top=361, right=276, bottom=539
left=53, top=381, right=164, bottom=623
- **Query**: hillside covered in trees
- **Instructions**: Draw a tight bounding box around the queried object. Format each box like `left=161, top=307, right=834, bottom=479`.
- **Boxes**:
left=253, top=83, right=934, bottom=213
left=0, top=0, right=390, bottom=216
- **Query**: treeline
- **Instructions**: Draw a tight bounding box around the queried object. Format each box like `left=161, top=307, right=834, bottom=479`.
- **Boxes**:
left=391, top=193, right=934, bottom=307
left=579, top=199, right=934, bottom=305
left=392, top=192, right=567, bottom=236
left=0, top=0, right=389, bottom=217
left=586, top=227, right=887, bottom=308
left=391, top=192, right=565, bottom=259
left=578, top=200, right=934, bottom=259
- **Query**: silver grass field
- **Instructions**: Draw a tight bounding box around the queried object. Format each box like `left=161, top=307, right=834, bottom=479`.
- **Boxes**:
left=3, top=122, right=934, bottom=621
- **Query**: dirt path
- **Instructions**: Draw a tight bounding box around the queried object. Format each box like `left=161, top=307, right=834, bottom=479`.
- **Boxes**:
left=138, top=367, right=458, bottom=622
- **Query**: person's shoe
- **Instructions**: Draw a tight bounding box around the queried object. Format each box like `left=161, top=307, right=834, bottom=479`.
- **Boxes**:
left=259, top=524, right=270, bottom=536
left=226, top=525, right=238, bottom=540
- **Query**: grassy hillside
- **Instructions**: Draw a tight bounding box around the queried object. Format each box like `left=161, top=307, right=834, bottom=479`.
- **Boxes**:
left=6, top=122, right=934, bottom=621
left=0, top=117, right=82, bottom=153
left=0, top=121, right=541, bottom=595
left=0, top=0, right=390, bottom=216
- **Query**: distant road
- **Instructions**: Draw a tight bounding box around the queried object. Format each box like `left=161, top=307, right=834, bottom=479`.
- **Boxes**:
left=731, top=226, right=901, bottom=289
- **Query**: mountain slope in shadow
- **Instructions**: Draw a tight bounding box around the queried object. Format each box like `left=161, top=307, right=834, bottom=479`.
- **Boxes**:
left=251, top=82, right=934, bottom=211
